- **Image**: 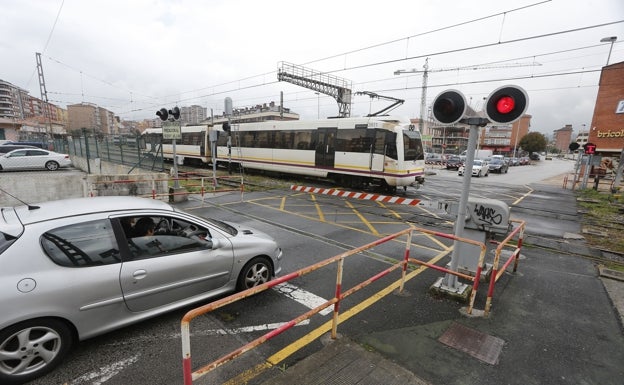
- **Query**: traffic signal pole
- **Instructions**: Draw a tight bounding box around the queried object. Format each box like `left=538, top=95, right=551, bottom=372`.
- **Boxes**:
left=444, top=118, right=487, bottom=291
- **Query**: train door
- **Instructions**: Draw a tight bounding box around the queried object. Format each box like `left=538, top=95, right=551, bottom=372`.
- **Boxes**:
left=370, top=129, right=386, bottom=172
left=315, top=127, right=337, bottom=168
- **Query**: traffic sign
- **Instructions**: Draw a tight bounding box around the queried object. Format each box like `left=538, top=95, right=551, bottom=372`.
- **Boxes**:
left=584, top=142, right=596, bottom=155
left=162, top=121, right=181, bottom=140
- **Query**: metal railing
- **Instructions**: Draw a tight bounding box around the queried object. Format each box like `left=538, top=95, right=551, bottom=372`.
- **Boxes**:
left=180, top=224, right=527, bottom=384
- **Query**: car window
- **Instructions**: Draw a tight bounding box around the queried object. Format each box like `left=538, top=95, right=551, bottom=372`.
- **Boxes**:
left=0, top=231, right=18, bottom=254
left=26, top=150, right=48, bottom=156
left=121, top=215, right=213, bottom=260
left=7, top=150, right=28, bottom=157
left=41, top=219, right=121, bottom=267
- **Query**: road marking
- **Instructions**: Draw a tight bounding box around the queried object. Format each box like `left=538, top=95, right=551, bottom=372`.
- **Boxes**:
left=191, top=320, right=311, bottom=336
left=274, top=282, right=333, bottom=315
left=69, top=354, right=140, bottom=385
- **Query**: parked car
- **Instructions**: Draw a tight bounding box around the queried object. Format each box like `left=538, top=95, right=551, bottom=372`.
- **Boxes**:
left=0, top=148, right=72, bottom=171
left=3, top=141, right=48, bottom=149
left=519, top=156, right=531, bottom=165
left=0, top=196, right=283, bottom=384
left=488, top=158, right=509, bottom=173
left=0, top=144, right=38, bottom=155
left=458, top=159, right=489, bottom=177
left=529, top=153, right=540, bottom=160
left=445, top=155, right=463, bottom=170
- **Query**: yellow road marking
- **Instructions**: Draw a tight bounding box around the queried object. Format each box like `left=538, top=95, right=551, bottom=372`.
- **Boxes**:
left=345, top=200, right=379, bottom=235
left=310, top=194, right=326, bottom=222
left=513, top=186, right=534, bottom=205
left=375, top=201, right=402, bottom=219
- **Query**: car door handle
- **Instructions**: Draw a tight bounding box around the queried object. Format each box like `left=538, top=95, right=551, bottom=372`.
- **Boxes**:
left=132, top=270, right=147, bottom=280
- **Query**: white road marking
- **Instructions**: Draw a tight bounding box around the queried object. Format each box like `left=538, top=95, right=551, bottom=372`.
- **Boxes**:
left=191, top=320, right=311, bottom=336
left=69, top=354, right=140, bottom=385
left=273, top=282, right=333, bottom=315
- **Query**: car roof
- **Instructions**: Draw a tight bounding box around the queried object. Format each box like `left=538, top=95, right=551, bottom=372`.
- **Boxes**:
left=11, top=196, right=175, bottom=225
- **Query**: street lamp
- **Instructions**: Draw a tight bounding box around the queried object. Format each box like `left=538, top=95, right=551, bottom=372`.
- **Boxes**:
left=600, top=36, right=617, bottom=65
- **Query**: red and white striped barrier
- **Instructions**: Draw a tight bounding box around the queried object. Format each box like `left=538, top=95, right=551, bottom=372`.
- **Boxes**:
left=290, top=185, right=421, bottom=206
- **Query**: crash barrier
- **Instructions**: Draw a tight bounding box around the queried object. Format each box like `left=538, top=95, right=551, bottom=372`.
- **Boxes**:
left=180, top=223, right=525, bottom=384
left=85, top=172, right=244, bottom=201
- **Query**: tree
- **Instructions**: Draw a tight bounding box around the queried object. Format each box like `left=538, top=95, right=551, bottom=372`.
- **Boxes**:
left=519, top=132, right=547, bottom=155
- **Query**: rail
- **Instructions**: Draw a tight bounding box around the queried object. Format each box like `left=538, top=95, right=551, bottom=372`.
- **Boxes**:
left=179, top=225, right=524, bottom=384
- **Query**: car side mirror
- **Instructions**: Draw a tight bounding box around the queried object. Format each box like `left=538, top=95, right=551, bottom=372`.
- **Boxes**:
left=209, top=238, right=223, bottom=249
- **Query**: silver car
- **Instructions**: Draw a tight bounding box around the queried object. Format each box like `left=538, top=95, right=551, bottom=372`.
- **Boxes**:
left=0, top=148, right=72, bottom=171
left=0, top=196, right=283, bottom=384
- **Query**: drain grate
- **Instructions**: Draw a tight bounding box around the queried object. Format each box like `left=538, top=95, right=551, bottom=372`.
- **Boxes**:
left=438, top=322, right=504, bottom=365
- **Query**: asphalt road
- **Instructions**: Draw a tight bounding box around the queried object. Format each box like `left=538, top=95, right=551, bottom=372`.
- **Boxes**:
left=27, top=158, right=586, bottom=385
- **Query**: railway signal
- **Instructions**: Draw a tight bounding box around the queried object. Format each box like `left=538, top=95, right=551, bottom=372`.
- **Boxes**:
left=484, top=85, right=528, bottom=124
left=156, top=106, right=181, bottom=121
left=584, top=142, right=596, bottom=155
left=431, top=85, right=528, bottom=125
left=432, top=89, right=467, bottom=125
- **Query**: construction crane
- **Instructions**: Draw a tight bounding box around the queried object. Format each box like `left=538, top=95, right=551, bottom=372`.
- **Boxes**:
left=278, top=62, right=353, bottom=117
left=394, top=59, right=542, bottom=131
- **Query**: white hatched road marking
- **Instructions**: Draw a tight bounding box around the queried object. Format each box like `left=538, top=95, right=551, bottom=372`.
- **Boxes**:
left=274, top=282, right=333, bottom=315
left=69, top=354, right=140, bottom=385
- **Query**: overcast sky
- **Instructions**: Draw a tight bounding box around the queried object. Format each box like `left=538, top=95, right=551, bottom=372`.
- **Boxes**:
left=2, top=0, right=623, bottom=136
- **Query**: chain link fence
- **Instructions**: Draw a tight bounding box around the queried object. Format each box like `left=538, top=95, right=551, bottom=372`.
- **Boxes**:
left=66, top=130, right=165, bottom=173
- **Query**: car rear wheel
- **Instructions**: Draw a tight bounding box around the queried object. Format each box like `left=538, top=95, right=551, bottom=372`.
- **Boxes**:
left=45, top=161, right=59, bottom=171
left=236, top=257, right=272, bottom=291
left=0, top=319, right=73, bottom=385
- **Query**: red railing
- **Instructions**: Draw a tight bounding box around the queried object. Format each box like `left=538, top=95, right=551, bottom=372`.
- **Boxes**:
left=180, top=224, right=525, bottom=384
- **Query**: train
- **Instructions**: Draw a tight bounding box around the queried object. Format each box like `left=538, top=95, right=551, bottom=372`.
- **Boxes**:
left=142, top=116, right=426, bottom=191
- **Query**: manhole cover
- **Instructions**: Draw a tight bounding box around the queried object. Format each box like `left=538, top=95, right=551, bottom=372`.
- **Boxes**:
left=438, top=322, right=504, bottom=365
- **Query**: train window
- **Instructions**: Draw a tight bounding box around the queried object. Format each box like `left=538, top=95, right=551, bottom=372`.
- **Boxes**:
left=275, top=131, right=294, bottom=149
left=336, top=128, right=374, bottom=153
left=403, top=131, right=424, bottom=161
left=385, top=132, right=398, bottom=160
left=294, top=130, right=312, bottom=150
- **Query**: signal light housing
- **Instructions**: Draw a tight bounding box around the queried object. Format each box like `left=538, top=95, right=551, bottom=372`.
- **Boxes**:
left=432, top=89, right=467, bottom=125
left=156, top=108, right=168, bottom=121
left=169, top=106, right=181, bottom=120
left=485, top=85, right=528, bottom=124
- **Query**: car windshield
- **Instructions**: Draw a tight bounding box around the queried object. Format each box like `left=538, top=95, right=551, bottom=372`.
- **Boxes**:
left=473, top=160, right=483, bottom=166
left=490, top=159, right=503, bottom=164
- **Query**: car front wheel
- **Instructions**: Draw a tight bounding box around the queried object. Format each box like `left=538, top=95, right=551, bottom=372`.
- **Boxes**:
left=236, top=257, right=273, bottom=291
left=0, top=319, right=74, bottom=385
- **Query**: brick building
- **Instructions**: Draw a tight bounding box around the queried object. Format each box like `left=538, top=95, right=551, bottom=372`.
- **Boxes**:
left=553, top=124, right=574, bottom=152
left=588, top=61, right=624, bottom=156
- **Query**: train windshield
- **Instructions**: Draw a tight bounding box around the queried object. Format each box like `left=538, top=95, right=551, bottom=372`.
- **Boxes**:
left=403, top=130, right=424, bottom=161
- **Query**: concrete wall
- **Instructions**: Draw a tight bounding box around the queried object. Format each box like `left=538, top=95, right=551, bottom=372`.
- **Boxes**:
left=0, top=156, right=170, bottom=207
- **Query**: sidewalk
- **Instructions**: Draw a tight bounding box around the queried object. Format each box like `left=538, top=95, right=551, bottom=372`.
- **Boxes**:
left=261, top=182, right=624, bottom=385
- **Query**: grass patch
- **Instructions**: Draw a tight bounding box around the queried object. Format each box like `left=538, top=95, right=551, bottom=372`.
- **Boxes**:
left=576, top=189, right=624, bottom=254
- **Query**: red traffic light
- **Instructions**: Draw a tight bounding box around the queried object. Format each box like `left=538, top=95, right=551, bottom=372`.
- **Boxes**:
left=584, top=142, right=596, bottom=155
left=485, top=85, right=528, bottom=124
left=432, top=89, right=467, bottom=125
left=495, top=96, right=515, bottom=114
